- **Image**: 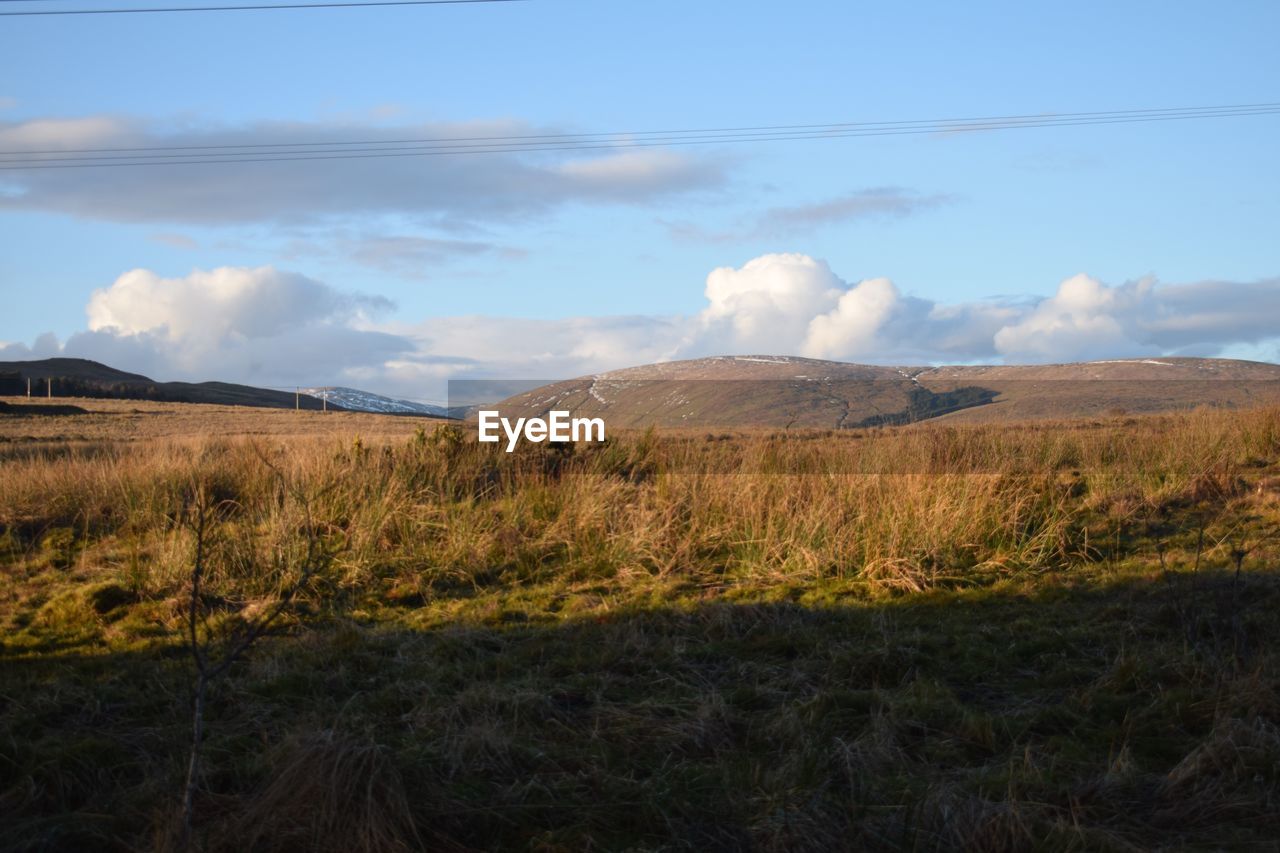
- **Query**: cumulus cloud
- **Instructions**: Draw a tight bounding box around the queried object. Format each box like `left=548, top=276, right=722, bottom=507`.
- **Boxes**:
left=686, top=254, right=1016, bottom=362
left=802, top=277, right=903, bottom=358
left=991, top=273, right=1280, bottom=361
left=993, top=274, right=1148, bottom=361
left=0, top=115, right=725, bottom=226
left=379, top=259, right=1279, bottom=396
left=0, top=331, right=61, bottom=360
left=7, top=257, right=1279, bottom=399
left=683, top=258, right=1280, bottom=366
left=86, top=266, right=388, bottom=341
left=10, top=266, right=415, bottom=387
left=695, top=254, right=844, bottom=353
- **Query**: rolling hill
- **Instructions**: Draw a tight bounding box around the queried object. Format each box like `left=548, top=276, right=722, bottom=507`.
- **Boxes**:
left=6, top=355, right=1277, bottom=427
left=0, top=358, right=343, bottom=411
left=490, top=355, right=1280, bottom=429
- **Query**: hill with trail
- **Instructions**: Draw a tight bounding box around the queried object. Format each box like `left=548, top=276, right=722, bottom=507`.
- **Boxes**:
left=491, top=356, right=1280, bottom=428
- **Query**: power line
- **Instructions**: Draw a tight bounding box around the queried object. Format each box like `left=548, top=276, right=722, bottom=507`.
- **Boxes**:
left=7, top=102, right=1278, bottom=157
left=0, top=103, right=1275, bottom=170
left=8, top=110, right=1279, bottom=162
left=0, top=0, right=520, bottom=15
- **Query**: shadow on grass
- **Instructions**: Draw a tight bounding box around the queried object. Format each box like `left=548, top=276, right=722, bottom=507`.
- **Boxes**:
left=3, top=570, right=1279, bottom=852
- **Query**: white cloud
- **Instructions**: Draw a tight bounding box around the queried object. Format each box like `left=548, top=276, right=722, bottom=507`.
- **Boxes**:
left=686, top=254, right=1015, bottom=362
left=6, top=257, right=1279, bottom=399
left=993, top=274, right=1149, bottom=361
left=991, top=274, right=1280, bottom=362
left=86, top=266, right=387, bottom=342
left=11, top=266, right=414, bottom=387
left=687, top=258, right=1280, bottom=366
left=802, top=277, right=902, bottom=359
left=695, top=253, right=844, bottom=353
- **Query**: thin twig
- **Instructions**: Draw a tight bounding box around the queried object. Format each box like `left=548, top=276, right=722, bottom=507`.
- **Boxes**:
left=177, top=462, right=338, bottom=849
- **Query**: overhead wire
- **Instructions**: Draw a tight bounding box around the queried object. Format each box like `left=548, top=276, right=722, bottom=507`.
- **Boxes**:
left=0, top=103, right=1276, bottom=170
left=0, top=0, right=520, bottom=15
left=6, top=102, right=1278, bottom=156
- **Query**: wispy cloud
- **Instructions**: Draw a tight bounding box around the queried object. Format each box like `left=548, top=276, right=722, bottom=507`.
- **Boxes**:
left=0, top=115, right=727, bottom=227
left=663, top=187, right=955, bottom=243
left=751, top=188, right=956, bottom=236
left=148, top=232, right=199, bottom=250
left=344, top=234, right=522, bottom=275
left=275, top=229, right=524, bottom=278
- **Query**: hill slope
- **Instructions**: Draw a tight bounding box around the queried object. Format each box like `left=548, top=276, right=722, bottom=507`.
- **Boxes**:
left=917, top=357, right=1280, bottom=422
left=0, top=358, right=340, bottom=411
left=491, top=356, right=1280, bottom=429
left=300, top=386, right=456, bottom=417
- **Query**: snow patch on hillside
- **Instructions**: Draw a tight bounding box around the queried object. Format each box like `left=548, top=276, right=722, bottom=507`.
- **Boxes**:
left=300, top=386, right=448, bottom=416
left=1088, top=359, right=1174, bottom=366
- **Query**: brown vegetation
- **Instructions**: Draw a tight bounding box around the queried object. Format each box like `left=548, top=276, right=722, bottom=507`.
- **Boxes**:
left=2, top=402, right=1279, bottom=850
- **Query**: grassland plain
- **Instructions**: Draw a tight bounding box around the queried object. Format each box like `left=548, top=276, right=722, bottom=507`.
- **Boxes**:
left=2, top=399, right=1280, bottom=851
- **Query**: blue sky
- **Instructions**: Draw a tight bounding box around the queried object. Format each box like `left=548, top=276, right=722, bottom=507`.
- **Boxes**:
left=1, top=0, right=1278, bottom=397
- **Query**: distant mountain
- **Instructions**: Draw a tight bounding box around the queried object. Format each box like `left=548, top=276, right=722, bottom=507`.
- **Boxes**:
left=299, top=386, right=460, bottom=418
left=0, top=357, right=341, bottom=411
left=490, top=356, right=1280, bottom=429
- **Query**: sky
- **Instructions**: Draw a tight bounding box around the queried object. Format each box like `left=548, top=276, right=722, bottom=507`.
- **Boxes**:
left=1, top=0, right=1277, bottom=401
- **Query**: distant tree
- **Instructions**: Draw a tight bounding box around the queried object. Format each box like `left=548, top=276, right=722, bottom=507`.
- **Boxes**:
left=0, top=371, right=23, bottom=395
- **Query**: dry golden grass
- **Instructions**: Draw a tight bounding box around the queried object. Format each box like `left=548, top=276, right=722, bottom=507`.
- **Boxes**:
left=2, top=400, right=1280, bottom=850
left=0, top=395, right=441, bottom=448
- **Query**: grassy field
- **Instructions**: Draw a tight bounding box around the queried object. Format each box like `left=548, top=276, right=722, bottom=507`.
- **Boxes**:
left=2, top=400, right=1280, bottom=851
left=0, top=396, right=440, bottom=450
